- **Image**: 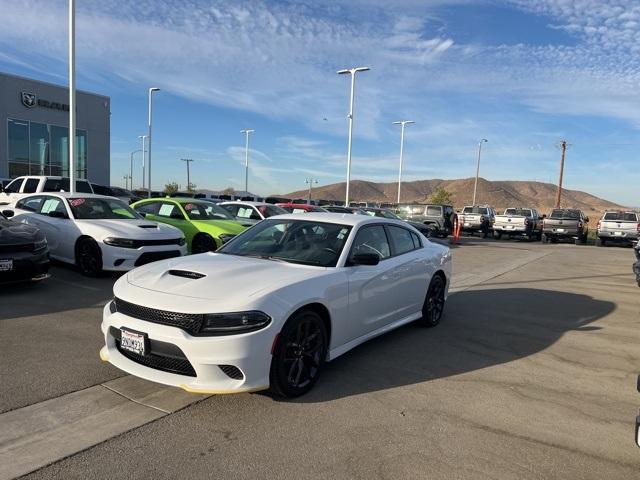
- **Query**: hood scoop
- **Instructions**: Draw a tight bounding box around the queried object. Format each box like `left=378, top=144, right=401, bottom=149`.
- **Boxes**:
left=168, top=269, right=206, bottom=280
left=138, top=224, right=158, bottom=229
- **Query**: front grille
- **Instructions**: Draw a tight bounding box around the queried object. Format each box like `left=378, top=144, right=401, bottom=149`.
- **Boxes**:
left=219, top=365, right=244, bottom=380
left=114, top=297, right=203, bottom=335
left=115, top=339, right=196, bottom=377
left=0, top=243, right=34, bottom=253
left=134, top=250, right=181, bottom=266
left=130, top=238, right=183, bottom=247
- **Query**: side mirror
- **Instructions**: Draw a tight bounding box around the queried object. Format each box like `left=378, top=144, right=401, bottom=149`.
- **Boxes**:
left=350, top=253, right=380, bottom=266
left=2, top=209, right=14, bottom=218
left=48, top=211, right=68, bottom=219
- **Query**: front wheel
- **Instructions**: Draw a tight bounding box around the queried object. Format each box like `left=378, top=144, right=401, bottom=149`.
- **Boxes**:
left=269, top=310, right=327, bottom=398
left=76, top=237, right=103, bottom=276
left=420, top=275, right=446, bottom=328
left=191, top=233, right=217, bottom=253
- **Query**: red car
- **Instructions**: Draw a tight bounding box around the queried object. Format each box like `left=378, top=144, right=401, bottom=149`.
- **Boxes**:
left=276, top=203, right=328, bottom=213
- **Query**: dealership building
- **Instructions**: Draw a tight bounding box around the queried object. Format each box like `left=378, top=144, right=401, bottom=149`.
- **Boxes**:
left=0, top=71, right=110, bottom=184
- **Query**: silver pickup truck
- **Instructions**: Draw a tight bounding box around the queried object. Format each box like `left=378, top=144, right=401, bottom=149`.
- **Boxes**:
left=542, top=208, right=589, bottom=244
left=493, top=208, right=542, bottom=240
left=596, top=211, right=640, bottom=246
left=459, top=205, right=496, bottom=237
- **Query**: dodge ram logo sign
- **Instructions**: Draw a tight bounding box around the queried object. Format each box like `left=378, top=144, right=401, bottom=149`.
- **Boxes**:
left=21, top=92, right=36, bottom=108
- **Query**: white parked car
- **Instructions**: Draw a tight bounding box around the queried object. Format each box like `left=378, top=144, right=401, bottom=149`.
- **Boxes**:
left=10, top=193, right=187, bottom=276
left=0, top=175, right=94, bottom=205
left=101, top=213, right=452, bottom=397
left=219, top=201, right=288, bottom=225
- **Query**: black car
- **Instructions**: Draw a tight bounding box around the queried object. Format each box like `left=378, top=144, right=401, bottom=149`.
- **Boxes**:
left=0, top=209, right=50, bottom=283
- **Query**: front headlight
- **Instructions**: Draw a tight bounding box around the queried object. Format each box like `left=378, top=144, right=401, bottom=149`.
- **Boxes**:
left=104, top=237, right=137, bottom=248
left=218, top=233, right=236, bottom=244
left=178, top=237, right=186, bottom=246
left=108, top=299, right=117, bottom=314
left=33, top=238, right=48, bottom=252
left=199, top=311, right=271, bottom=336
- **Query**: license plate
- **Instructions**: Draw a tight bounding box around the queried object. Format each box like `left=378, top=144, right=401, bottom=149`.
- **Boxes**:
left=506, top=225, right=515, bottom=230
left=556, top=228, right=565, bottom=233
left=614, top=231, right=623, bottom=236
left=120, top=328, right=147, bottom=356
left=0, top=259, right=13, bottom=271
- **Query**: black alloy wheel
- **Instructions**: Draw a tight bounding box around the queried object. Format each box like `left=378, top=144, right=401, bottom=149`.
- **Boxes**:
left=270, top=310, right=327, bottom=398
left=192, top=233, right=217, bottom=253
left=76, top=237, right=103, bottom=276
left=421, top=274, right=446, bottom=328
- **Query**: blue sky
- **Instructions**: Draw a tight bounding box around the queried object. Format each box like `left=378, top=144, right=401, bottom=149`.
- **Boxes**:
left=1, top=0, right=639, bottom=204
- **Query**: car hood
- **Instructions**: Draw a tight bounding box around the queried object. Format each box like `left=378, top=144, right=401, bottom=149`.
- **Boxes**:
left=189, top=219, right=246, bottom=234
left=0, top=218, right=42, bottom=244
left=124, top=253, right=329, bottom=300
left=76, top=219, right=182, bottom=239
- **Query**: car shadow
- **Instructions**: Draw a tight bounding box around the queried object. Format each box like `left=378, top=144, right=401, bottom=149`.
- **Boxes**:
left=285, top=288, right=614, bottom=403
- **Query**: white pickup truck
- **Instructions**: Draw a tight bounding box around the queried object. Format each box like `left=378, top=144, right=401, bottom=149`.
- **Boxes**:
left=493, top=207, right=542, bottom=240
left=0, top=176, right=94, bottom=205
left=596, top=211, right=640, bottom=246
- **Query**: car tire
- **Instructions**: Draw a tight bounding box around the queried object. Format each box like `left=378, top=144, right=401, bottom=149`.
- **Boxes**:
left=76, top=237, right=103, bottom=277
left=596, top=237, right=604, bottom=247
left=269, top=310, right=328, bottom=398
left=494, top=231, right=503, bottom=240
left=420, top=274, right=446, bottom=328
left=192, top=233, right=217, bottom=253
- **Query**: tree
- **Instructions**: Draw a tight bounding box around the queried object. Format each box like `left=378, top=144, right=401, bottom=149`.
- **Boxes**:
left=222, top=187, right=235, bottom=195
left=426, top=186, right=453, bottom=205
left=164, top=182, right=179, bottom=195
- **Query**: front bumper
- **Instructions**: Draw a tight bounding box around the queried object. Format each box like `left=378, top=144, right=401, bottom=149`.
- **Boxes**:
left=0, top=249, right=50, bottom=284
left=100, top=243, right=188, bottom=271
left=101, top=303, right=273, bottom=393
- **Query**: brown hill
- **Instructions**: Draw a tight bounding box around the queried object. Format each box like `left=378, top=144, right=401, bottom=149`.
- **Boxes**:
left=282, top=178, right=623, bottom=213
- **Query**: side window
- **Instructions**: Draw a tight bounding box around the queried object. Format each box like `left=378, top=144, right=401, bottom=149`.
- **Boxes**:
left=134, top=202, right=159, bottom=215
left=157, top=202, right=183, bottom=219
left=387, top=225, right=417, bottom=255
left=17, top=196, right=43, bottom=212
left=40, top=197, right=66, bottom=215
left=5, top=178, right=24, bottom=193
left=349, top=225, right=391, bottom=260
left=77, top=181, right=93, bottom=194
left=236, top=206, right=260, bottom=219
left=410, top=231, right=422, bottom=248
left=23, top=178, right=40, bottom=193
left=222, top=204, right=239, bottom=217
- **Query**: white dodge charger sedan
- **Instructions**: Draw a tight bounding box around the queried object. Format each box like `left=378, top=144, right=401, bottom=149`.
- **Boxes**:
left=101, top=213, right=452, bottom=397
left=10, top=193, right=187, bottom=276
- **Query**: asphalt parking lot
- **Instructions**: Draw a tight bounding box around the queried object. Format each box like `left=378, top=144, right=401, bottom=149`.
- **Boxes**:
left=2, top=239, right=639, bottom=479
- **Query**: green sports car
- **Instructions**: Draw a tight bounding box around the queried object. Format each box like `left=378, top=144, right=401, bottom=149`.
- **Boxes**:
left=131, top=197, right=246, bottom=253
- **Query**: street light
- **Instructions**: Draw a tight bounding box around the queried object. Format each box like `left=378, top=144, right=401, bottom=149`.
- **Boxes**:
left=147, top=87, right=160, bottom=197
left=123, top=174, right=130, bottom=190
left=129, top=149, right=142, bottom=190
left=240, top=129, right=254, bottom=194
left=472, top=139, right=488, bottom=205
left=68, top=0, right=76, bottom=193
left=337, top=66, right=370, bottom=206
left=393, top=120, right=415, bottom=204
left=305, top=178, right=318, bottom=204
left=138, top=135, right=147, bottom=190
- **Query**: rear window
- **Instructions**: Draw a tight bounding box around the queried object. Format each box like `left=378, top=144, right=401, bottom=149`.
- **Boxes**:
left=505, top=208, right=532, bottom=216
left=550, top=209, right=580, bottom=220
left=23, top=178, right=39, bottom=193
left=43, top=179, right=93, bottom=193
left=603, top=212, right=638, bottom=221
left=463, top=207, right=488, bottom=214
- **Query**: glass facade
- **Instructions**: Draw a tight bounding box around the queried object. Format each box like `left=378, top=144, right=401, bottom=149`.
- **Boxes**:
left=7, top=118, right=87, bottom=178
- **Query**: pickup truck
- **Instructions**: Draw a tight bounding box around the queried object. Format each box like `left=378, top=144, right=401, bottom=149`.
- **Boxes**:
left=0, top=176, right=94, bottom=205
left=596, top=211, right=640, bottom=246
left=493, top=207, right=542, bottom=240
left=397, top=204, right=455, bottom=237
left=459, top=205, right=496, bottom=237
left=542, top=208, right=589, bottom=244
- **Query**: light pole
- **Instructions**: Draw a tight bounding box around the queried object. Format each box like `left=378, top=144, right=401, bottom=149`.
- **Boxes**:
left=240, top=129, right=254, bottom=194
left=181, top=158, right=194, bottom=191
left=393, top=120, right=415, bottom=204
left=147, top=87, right=160, bottom=197
left=123, top=174, right=130, bottom=190
left=305, top=178, right=318, bottom=204
left=129, top=149, right=141, bottom=190
left=472, top=139, right=488, bottom=205
left=68, top=0, right=76, bottom=192
left=138, top=135, right=147, bottom=190
left=337, top=66, right=370, bottom=206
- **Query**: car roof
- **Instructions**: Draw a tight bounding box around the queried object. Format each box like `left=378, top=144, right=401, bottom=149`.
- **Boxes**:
left=273, top=212, right=411, bottom=227
left=18, top=192, right=119, bottom=201
left=220, top=201, right=272, bottom=207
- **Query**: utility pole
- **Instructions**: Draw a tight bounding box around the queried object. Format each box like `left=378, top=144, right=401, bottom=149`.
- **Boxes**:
left=68, top=0, right=76, bottom=192
left=472, top=139, right=488, bottom=205
left=555, top=140, right=570, bottom=208
left=240, top=129, right=254, bottom=194
left=123, top=174, right=130, bottom=190
left=393, top=120, right=415, bottom=204
left=305, top=178, right=318, bottom=204
left=181, top=158, right=194, bottom=191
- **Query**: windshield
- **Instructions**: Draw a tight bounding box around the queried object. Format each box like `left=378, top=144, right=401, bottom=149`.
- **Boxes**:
left=219, top=219, right=352, bottom=267
left=257, top=204, right=288, bottom=218
left=182, top=202, right=236, bottom=220
left=505, top=208, right=532, bottom=216
left=463, top=207, right=488, bottom=214
left=603, top=212, right=638, bottom=221
left=68, top=197, right=142, bottom=220
left=550, top=209, right=580, bottom=220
